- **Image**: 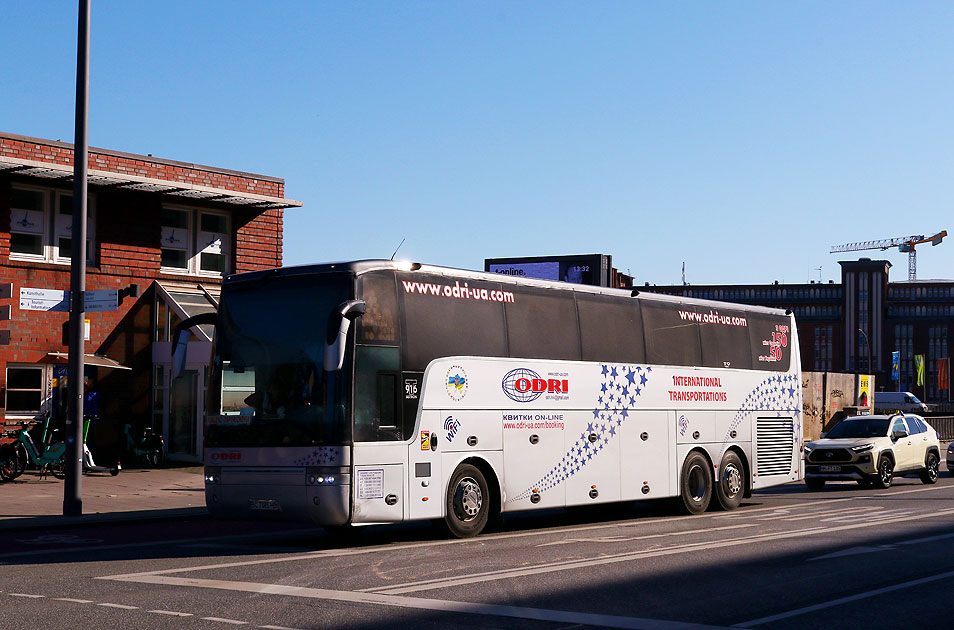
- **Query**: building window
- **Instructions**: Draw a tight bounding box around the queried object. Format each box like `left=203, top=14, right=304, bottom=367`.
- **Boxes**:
left=9, top=188, right=46, bottom=257
left=161, top=206, right=230, bottom=276
left=5, top=365, right=45, bottom=415
left=9, top=185, right=96, bottom=264
left=928, top=326, right=948, bottom=402
left=160, top=208, right=190, bottom=270
left=813, top=325, right=832, bottom=371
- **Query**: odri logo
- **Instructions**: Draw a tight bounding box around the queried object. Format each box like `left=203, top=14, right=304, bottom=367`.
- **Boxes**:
left=502, top=368, right=569, bottom=403
left=445, top=365, right=468, bottom=401
left=210, top=451, right=242, bottom=462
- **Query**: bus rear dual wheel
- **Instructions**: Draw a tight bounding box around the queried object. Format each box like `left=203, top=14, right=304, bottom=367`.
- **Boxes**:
left=678, top=451, right=744, bottom=514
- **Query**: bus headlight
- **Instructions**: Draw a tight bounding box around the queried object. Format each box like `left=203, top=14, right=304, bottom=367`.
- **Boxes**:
left=205, top=467, right=221, bottom=484
left=306, top=467, right=347, bottom=486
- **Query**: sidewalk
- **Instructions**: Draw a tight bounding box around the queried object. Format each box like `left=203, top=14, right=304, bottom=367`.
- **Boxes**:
left=0, top=465, right=206, bottom=531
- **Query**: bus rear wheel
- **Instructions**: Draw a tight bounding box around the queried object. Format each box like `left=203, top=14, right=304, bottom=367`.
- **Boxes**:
left=445, top=464, right=490, bottom=538
left=678, top=451, right=712, bottom=515
left=715, top=451, right=744, bottom=511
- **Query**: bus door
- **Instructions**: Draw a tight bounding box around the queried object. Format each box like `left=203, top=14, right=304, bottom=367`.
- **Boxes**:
left=351, top=345, right=408, bottom=524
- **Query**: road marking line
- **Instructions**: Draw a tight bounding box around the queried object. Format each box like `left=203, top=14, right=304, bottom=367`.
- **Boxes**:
left=149, top=609, right=193, bottom=616
left=725, top=482, right=954, bottom=516
left=536, top=523, right=757, bottom=546
left=106, top=575, right=733, bottom=630
left=764, top=506, right=881, bottom=521
left=98, top=603, right=139, bottom=609
left=8, top=593, right=45, bottom=598
left=100, top=506, right=954, bottom=595
left=202, top=617, right=249, bottom=625
left=367, top=507, right=954, bottom=594
left=93, top=483, right=954, bottom=583
left=735, top=569, right=954, bottom=627
left=367, top=527, right=830, bottom=594
left=56, top=598, right=94, bottom=603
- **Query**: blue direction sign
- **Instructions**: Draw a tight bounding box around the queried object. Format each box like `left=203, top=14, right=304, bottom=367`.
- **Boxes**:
left=84, top=289, right=118, bottom=313
left=20, top=288, right=69, bottom=312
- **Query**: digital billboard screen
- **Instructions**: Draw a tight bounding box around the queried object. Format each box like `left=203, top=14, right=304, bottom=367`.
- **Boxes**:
left=484, top=254, right=611, bottom=287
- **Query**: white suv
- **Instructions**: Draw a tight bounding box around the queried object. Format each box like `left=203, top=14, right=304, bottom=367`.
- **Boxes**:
left=804, top=414, right=941, bottom=490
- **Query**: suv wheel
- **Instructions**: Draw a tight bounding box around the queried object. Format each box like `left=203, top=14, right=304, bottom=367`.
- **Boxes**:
left=920, top=452, right=939, bottom=485
left=873, top=456, right=894, bottom=489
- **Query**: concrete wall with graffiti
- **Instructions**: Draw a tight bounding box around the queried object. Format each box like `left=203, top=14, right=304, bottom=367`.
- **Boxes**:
left=801, top=372, right=875, bottom=440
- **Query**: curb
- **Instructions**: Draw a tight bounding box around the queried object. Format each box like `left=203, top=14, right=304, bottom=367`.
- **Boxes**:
left=0, top=507, right=208, bottom=532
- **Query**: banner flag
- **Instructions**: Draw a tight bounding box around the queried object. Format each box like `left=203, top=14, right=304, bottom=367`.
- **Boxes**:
left=915, top=354, right=925, bottom=387
left=939, top=357, right=949, bottom=391
left=891, top=351, right=900, bottom=382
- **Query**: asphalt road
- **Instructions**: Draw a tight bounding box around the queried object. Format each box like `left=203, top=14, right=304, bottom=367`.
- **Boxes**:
left=2, top=473, right=954, bottom=630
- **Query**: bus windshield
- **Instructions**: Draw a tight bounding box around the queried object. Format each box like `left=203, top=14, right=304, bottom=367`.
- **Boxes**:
left=206, top=273, right=353, bottom=448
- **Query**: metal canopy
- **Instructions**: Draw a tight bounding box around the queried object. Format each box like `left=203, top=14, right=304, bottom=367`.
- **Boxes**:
left=0, top=154, right=302, bottom=210
left=155, top=282, right=220, bottom=342
left=45, top=352, right=132, bottom=370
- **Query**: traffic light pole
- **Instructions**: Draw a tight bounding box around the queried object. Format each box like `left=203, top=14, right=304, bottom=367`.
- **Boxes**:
left=64, top=0, right=90, bottom=517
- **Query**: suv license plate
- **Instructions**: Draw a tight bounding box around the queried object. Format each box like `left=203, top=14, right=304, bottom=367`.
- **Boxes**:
left=249, top=499, right=282, bottom=512
left=819, top=465, right=841, bottom=473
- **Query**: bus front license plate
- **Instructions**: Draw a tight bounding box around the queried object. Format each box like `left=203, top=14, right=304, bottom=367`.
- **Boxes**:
left=249, top=499, right=282, bottom=512
left=819, top=465, right=841, bottom=473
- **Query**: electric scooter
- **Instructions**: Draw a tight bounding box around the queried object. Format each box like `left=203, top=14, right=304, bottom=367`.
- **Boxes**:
left=123, top=422, right=164, bottom=466
left=83, top=416, right=120, bottom=476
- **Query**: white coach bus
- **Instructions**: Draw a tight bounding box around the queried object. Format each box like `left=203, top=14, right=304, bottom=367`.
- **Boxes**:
left=200, top=260, right=803, bottom=537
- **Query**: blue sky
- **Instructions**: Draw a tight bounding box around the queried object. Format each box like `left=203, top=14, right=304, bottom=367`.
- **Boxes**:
left=2, top=2, right=952, bottom=285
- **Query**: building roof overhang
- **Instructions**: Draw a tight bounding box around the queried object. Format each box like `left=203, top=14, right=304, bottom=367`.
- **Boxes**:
left=0, top=154, right=302, bottom=210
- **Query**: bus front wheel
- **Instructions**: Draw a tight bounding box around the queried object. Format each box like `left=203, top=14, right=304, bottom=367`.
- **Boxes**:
left=678, top=451, right=712, bottom=515
left=445, top=464, right=490, bottom=538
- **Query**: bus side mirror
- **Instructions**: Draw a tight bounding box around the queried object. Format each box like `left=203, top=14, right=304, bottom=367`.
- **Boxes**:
left=324, top=300, right=366, bottom=372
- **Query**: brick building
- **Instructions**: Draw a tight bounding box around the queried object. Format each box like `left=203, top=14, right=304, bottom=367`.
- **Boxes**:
left=0, top=131, right=300, bottom=462
left=642, top=258, right=953, bottom=408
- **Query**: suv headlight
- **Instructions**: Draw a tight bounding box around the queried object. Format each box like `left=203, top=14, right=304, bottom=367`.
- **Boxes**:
left=804, top=444, right=814, bottom=455
left=850, top=444, right=874, bottom=454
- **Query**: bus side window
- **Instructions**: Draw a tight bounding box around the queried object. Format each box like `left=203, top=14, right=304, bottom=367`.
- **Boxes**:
left=354, top=345, right=404, bottom=442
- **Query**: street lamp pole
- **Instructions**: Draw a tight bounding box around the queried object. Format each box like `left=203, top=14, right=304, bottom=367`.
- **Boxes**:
left=858, top=327, right=872, bottom=375
left=64, top=0, right=90, bottom=517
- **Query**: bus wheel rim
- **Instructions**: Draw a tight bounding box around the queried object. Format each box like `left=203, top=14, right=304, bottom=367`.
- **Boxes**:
left=455, top=477, right=482, bottom=521
left=723, top=463, right=742, bottom=496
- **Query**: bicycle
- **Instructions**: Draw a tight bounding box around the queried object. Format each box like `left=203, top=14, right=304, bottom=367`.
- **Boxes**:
left=0, top=430, right=24, bottom=481
left=11, top=420, right=66, bottom=479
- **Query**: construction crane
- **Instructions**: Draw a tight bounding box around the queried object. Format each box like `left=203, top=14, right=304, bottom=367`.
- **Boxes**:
left=830, top=231, right=947, bottom=280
